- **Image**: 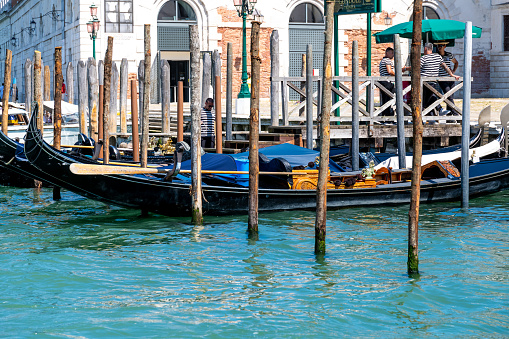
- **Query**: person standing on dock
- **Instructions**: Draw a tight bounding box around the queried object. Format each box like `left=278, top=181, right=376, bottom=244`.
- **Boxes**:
left=379, top=47, right=395, bottom=116
left=419, top=43, right=459, bottom=116
left=436, top=42, right=458, bottom=113
left=201, top=98, right=215, bottom=148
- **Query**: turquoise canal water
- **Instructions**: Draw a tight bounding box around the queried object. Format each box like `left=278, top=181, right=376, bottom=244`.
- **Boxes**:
left=1, top=186, right=508, bottom=338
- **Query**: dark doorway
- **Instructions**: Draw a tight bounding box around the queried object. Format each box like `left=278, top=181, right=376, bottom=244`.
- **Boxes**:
left=169, top=60, right=190, bottom=102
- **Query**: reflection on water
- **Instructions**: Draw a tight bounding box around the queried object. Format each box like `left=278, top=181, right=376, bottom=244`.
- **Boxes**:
left=0, top=187, right=508, bottom=337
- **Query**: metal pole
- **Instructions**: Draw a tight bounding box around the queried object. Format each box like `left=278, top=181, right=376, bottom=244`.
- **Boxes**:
left=270, top=30, right=280, bottom=126
left=352, top=41, right=360, bottom=171
left=333, top=13, right=340, bottom=118
left=190, top=24, right=203, bottom=224
left=306, top=44, right=313, bottom=149
left=238, top=4, right=250, bottom=99
left=226, top=42, right=233, bottom=141
left=461, top=22, right=473, bottom=208
left=394, top=34, right=406, bottom=168
left=92, top=36, right=96, bottom=61
left=177, top=80, right=184, bottom=143
left=248, top=20, right=261, bottom=233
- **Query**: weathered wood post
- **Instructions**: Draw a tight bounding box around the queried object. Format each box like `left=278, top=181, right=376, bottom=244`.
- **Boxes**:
left=315, top=0, right=334, bottom=255
left=44, top=65, right=50, bottom=101
left=215, top=75, right=222, bottom=154
left=53, top=47, right=63, bottom=201
left=352, top=41, right=360, bottom=171
left=24, top=59, right=33, bottom=117
left=226, top=42, right=233, bottom=141
left=248, top=20, right=261, bottom=234
left=119, top=58, right=128, bottom=134
left=202, top=52, right=212, bottom=106
left=190, top=24, right=203, bottom=224
left=77, top=60, right=88, bottom=135
left=177, top=81, right=184, bottom=142
left=270, top=30, right=280, bottom=126
left=138, top=60, right=145, bottom=132
left=87, top=58, right=99, bottom=140
left=1, top=49, right=12, bottom=135
left=103, top=36, right=113, bottom=164
left=53, top=47, right=63, bottom=150
left=408, top=0, right=423, bottom=275
left=212, top=49, right=221, bottom=100
left=110, top=61, right=118, bottom=136
left=394, top=34, right=406, bottom=168
left=130, top=79, right=140, bottom=162
left=40, top=59, right=44, bottom=102
left=141, top=25, right=151, bottom=168
left=461, top=22, right=473, bottom=209
left=66, top=62, right=74, bottom=104
left=306, top=45, right=313, bottom=149
left=98, top=85, right=104, bottom=142
left=160, top=59, right=171, bottom=138
left=34, top=51, right=43, bottom=132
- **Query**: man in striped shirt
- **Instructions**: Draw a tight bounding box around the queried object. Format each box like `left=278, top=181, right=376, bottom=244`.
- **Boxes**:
left=436, top=42, right=459, bottom=112
left=420, top=43, right=460, bottom=116
left=379, top=47, right=395, bottom=116
left=201, top=98, right=215, bottom=148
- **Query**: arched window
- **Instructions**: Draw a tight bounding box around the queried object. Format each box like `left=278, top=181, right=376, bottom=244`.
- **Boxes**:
left=289, top=3, right=324, bottom=24
left=158, top=0, right=196, bottom=21
left=423, top=6, right=440, bottom=20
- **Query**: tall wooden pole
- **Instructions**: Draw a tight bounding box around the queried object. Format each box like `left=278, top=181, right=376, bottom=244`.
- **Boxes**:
left=461, top=22, right=473, bottom=208
left=87, top=58, right=99, bottom=140
left=138, top=60, right=144, bottom=133
left=130, top=79, right=140, bottom=163
left=226, top=42, right=233, bottom=141
left=66, top=62, right=74, bottom=104
left=34, top=51, right=43, bottom=133
left=78, top=61, right=88, bottom=135
left=44, top=65, right=50, bottom=101
left=314, top=0, right=334, bottom=255
left=408, top=0, right=423, bottom=275
left=270, top=30, right=280, bottom=126
left=215, top=75, right=222, bottom=154
left=141, top=25, right=151, bottom=168
left=201, top=52, right=212, bottom=107
left=53, top=47, right=63, bottom=201
left=248, top=21, right=261, bottom=233
left=98, top=85, right=104, bottom=142
left=351, top=40, right=360, bottom=171
left=24, top=59, right=33, bottom=118
left=177, top=80, right=184, bottom=142
left=103, top=36, right=113, bottom=164
left=1, top=49, right=12, bottom=135
left=53, top=47, right=63, bottom=150
left=190, top=24, right=203, bottom=224
left=305, top=44, right=313, bottom=149
left=109, top=61, right=118, bottom=136
left=161, top=59, right=171, bottom=138
left=119, top=58, right=128, bottom=134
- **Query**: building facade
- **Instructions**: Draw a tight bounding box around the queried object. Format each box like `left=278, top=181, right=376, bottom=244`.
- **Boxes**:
left=0, top=0, right=507, bottom=104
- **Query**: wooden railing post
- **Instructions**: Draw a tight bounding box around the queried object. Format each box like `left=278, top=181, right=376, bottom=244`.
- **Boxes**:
left=130, top=79, right=140, bottom=163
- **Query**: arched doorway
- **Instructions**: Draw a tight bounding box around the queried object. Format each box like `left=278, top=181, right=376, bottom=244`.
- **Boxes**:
left=288, top=3, right=325, bottom=100
left=157, top=0, right=197, bottom=102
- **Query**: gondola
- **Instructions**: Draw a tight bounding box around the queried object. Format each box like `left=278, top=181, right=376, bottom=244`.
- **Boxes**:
left=23, top=107, right=509, bottom=217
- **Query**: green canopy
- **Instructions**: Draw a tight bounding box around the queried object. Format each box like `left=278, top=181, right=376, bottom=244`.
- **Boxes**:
left=374, top=19, right=482, bottom=44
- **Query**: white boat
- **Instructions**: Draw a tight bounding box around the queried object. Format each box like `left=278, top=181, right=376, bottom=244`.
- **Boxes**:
left=1, top=101, right=80, bottom=145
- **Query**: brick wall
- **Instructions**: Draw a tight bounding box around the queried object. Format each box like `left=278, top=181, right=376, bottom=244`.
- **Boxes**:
left=472, top=51, right=490, bottom=94
left=343, top=29, right=393, bottom=76
left=218, top=26, right=273, bottom=99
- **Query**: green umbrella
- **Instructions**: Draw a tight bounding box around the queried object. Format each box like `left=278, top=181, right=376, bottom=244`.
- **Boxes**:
left=374, top=19, right=482, bottom=44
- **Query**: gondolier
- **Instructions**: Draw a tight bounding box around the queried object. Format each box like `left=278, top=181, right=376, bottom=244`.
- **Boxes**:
left=379, top=47, right=395, bottom=116
left=201, top=98, right=215, bottom=148
left=436, top=42, right=459, bottom=113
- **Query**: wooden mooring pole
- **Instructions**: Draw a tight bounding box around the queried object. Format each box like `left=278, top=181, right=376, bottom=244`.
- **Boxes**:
left=87, top=58, right=99, bottom=141
left=177, top=80, right=184, bottom=143
left=77, top=61, right=88, bottom=135
left=44, top=66, right=50, bottom=101
left=461, top=22, right=473, bottom=208
left=351, top=41, right=360, bottom=171
left=270, top=30, right=280, bottom=127
left=226, top=42, right=233, bottom=141
left=53, top=47, right=63, bottom=201
left=190, top=24, right=203, bottom=224
left=1, top=49, right=12, bottom=135
left=120, top=58, right=128, bottom=134
left=66, top=62, right=74, bottom=104
left=141, top=25, right=151, bottom=168
left=24, top=59, right=32, bottom=118
left=202, top=52, right=212, bottom=106
left=98, top=85, right=104, bottom=142
left=34, top=52, right=43, bottom=133
left=130, top=79, right=140, bottom=163
left=305, top=44, right=313, bottom=150
left=315, top=0, right=334, bottom=255
left=161, top=59, right=171, bottom=139
left=408, top=0, right=423, bottom=275
left=103, top=36, right=113, bottom=164
left=215, top=75, right=222, bottom=154
left=248, top=20, right=261, bottom=234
